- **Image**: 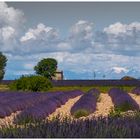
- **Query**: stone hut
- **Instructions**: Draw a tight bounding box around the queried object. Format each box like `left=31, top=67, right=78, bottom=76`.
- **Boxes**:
left=52, top=69, right=64, bottom=80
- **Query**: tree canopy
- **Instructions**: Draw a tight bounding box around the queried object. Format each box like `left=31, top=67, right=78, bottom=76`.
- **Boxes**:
left=0, top=52, right=7, bottom=80
left=34, top=58, right=57, bottom=79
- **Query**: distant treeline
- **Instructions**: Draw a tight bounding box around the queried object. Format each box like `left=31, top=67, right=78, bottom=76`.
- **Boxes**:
left=1, top=80, right=140, bottom=86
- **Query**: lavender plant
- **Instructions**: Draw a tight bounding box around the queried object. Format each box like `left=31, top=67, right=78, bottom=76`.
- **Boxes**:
left=71, top=88, right=100, bottom=118
left=108, top=88, right=139, bottom=112
left=2, top=114, right=140, bottom=138
left=16, top=90, right=84, bottom=121
left=131, top=87, right=140, bottom=95
left=0, top=91, right=64, bottom=118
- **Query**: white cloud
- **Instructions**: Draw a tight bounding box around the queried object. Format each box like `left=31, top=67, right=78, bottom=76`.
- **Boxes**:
left=20, top=32, right=36, bottom=42
left=95, top=22, right=140, bottom=56
left=0, top=2, right=25, bottom=28
left=112, top=67, right=129, bottom=74
left=5, top=49, right=140, bottom=79
left=104, top=22, right=140, bottom=36
left=0, top=4, right=140, bottom=80
left=19, top=23, right=64, bottom=54
left=104, top=22, right=128, bottom=35
left=66, top=20, right=95, bottom=52
left=19, top=20, right=95, bottom=54
left=0, top=26, right=16, bottom=41
left=0, top=2, right=25, bottom=53
left=20, top=23, right=58, bottom=42
left=70, top=20, right=93, bottom=41
left=70, top=20, right=94, bottom=41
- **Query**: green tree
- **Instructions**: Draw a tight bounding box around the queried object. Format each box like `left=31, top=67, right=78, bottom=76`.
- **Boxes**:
left=0, top=52, right=7, bottom=80
left=34, top=58, right=57, bottom=79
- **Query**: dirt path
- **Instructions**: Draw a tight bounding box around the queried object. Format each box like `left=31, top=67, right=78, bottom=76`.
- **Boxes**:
left=128, top=93, right=140, bottom=106
left=90, top=93, right=114, bottom=117
left=48, top=95, right=82, bottom=119
left=0, top=111, right=21, bottom=127
left=48, top=93, right=114, bottom=119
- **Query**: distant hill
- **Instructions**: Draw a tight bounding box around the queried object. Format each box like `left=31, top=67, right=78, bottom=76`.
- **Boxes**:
left=121, top=76, right=137, bottom=80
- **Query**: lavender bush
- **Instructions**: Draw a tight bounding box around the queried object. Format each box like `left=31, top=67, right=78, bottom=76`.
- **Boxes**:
left=2, top=114, right=140, bottom=138
left=131, top=87, right=140, bottom=95
left=71, top=88, right=100, bottom=118
left=16, top=90, right=84, bottom=121
left=108, top=88, right=139, bottom=111
left=0, top=91, right=64, bottom=118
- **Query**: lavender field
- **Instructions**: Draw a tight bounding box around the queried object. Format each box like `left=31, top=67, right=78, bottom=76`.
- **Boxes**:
left=0, top=87, right=140, bottom=137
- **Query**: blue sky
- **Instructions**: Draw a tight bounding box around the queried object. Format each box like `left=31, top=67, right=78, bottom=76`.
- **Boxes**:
left=1, top=2, right=140, bottom=80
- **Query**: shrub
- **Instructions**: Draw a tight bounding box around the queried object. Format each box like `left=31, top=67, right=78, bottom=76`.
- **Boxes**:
left=73, top=109, right=89, bottom=118
left=117, top=102, right=134, bottom=112
left=109, top=107, right=122, bottom=118
left=9, top=75, right=53, bottom=92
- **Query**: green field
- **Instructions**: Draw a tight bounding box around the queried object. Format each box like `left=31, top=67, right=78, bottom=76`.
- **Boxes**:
left=48, top=85, right=135, bottom=93
left=0, top=84, right=9, bottom=91
left=0, top=84, right=135, bottom=93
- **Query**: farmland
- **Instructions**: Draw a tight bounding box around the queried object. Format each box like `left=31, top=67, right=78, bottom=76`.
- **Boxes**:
left=0, top=82, right=140, bottom=137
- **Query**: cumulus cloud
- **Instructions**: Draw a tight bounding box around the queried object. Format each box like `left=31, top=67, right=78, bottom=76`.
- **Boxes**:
left=0, top=26, right=17, bottom=53
left=103, top=22, right=140, bottom=36
left=70, top=20, right=94, bottom=41
left=0, top=26, right=15, bottom=41
left=1, top=2, right=140, bottom=79
left=0, top=2, right=25, bottom=53
left=19, top=20, right=94, bottom=54
left=5, top=49, right=140, bottom=79
left=0, top=2, right=25, bottom=28
left=20, top=23, right=67, bottom=54
left=20, top=23, right=58, bottom=42
left=67, top=20, right=94, bottom=52
left=95, top=22, right=140, bottom=56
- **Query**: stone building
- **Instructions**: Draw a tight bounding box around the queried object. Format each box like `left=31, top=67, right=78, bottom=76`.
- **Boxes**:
left=52, top=69, right=64, bottom=80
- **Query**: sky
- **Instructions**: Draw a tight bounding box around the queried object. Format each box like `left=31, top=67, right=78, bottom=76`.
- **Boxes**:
left=1, top=2, right=140, bottom=80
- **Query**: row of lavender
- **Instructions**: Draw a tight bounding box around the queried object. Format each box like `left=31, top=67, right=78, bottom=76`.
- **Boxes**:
left=70, top=88, right=100, bottom=118
left=1, top=80, right=140, bottom=86
left=13, top=87, right=140, bottom=119
left=0, top=91, right=62, bottom=118
left=70, top=87, right=140, bottom=118
left=0, top=86, right=140, bottom=119
left=0, top=90, right=84, bottom=118
left=52, top=80, right=140, bottom=86
left=18, top=90, right=83, bottom=119
left=109, top=88, right=140, bottom=111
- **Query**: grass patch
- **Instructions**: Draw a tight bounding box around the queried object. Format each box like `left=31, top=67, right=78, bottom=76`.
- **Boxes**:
left=0, top=84, right=9, bottom=91
left=15, top=115, right=42, bottom=125
left=109, top=102, right=135, bottom=118
left=73, top=109, right=89, bottom=118
left=0, top=84, right=136, bottom=93
left=48, top=85, right=135, bottom=93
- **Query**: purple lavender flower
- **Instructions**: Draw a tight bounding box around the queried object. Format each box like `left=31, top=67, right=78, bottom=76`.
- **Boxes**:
left=71, top=88, right=100, bottom=118
left=109, top=88, right=139, bottom=111
left=16, top=90, right=84, bottom=120
left=131, top=87, right=140, bottom=95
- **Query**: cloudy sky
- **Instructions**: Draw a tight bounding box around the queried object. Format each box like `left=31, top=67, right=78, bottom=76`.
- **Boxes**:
left=1, top=2, right=140, bottom=80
